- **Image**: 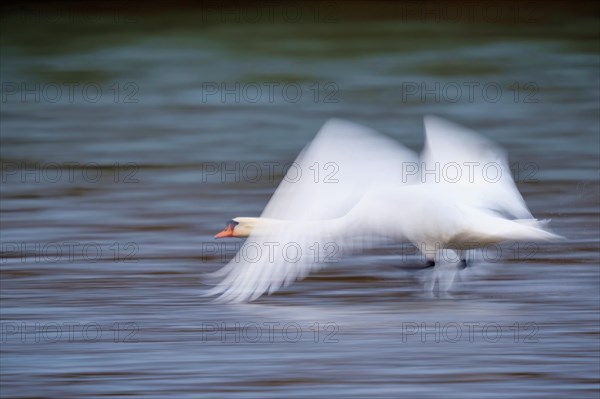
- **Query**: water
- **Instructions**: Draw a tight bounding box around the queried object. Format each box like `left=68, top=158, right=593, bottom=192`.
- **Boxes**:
left=1, top=3, right=599, bottom=398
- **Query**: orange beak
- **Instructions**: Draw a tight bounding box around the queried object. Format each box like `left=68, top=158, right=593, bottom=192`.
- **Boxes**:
left=214, top=224, right=235, bottom=238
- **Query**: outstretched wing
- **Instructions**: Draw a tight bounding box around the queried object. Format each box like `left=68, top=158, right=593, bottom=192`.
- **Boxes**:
left=262, top=118, right=419, bottom=220
left=421, top=115, right=532, bottom=219
left=205, top=119, right=419, bottom=302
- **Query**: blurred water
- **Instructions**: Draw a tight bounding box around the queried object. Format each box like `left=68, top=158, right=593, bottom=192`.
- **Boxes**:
left=1, top=3, right=599, bottom=398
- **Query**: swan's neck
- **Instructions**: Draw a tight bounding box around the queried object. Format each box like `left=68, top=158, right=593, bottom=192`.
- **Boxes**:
left=236, top=216, right=351, bottom=238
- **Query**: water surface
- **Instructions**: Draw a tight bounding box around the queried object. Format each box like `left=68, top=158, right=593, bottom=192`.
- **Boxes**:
left=1, top=3, right=599, bottom=398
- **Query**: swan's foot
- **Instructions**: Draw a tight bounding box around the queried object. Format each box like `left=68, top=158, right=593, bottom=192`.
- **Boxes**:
left=424, top=260, right=436, bottom=268
left=458, top=259, right=467, bottom=269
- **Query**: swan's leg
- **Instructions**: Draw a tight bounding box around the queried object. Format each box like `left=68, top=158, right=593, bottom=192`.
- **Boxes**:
left=456, top=250, right=467, bottom=269
left=420, top=243, right=438, bottom=268
left=424, top=252, right=436, bottom=268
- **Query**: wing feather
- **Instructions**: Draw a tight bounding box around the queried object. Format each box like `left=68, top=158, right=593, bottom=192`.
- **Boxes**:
left=205, top=119, right=419, bottom=302
left=422, top=115, right=532, bottom=219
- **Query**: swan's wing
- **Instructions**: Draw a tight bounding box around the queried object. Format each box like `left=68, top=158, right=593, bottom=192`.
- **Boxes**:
left=205, top=119, right=419, bottom=302
left=421, top=115, right=532, bottom=219
left=205, top=220, right=364, bottom=303
left=262, top=118, right=419, bottom=220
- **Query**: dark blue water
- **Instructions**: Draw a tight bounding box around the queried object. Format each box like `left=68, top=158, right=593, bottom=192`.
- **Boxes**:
left=1, top=3, right=599, bottom=398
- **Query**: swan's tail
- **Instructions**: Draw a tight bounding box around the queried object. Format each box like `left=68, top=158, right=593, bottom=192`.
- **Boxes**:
left=510, top=218, right=564, bottom=241
left=462, top=213, right=564, bottom=245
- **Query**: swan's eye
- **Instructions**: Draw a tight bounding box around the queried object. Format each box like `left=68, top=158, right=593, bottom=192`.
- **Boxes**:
left=226, top=220, right=239, bottom=227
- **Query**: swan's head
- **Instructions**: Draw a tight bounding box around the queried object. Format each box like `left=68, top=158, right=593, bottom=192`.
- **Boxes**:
left=214, top=217, right=258, bottom=238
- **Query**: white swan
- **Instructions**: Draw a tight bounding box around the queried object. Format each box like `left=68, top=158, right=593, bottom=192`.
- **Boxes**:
left=206, top=116, right=561, bottom=303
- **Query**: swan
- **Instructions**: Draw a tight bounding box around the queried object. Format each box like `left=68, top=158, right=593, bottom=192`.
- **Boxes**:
left=205, top=116, right=561, bottom=303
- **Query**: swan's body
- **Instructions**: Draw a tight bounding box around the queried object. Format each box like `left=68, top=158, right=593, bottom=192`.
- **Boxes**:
left=206, top=116, right=561, bottom=302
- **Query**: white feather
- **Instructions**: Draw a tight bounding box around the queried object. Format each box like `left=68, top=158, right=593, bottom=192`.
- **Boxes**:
left=205, top=116, right=561, bottom=302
